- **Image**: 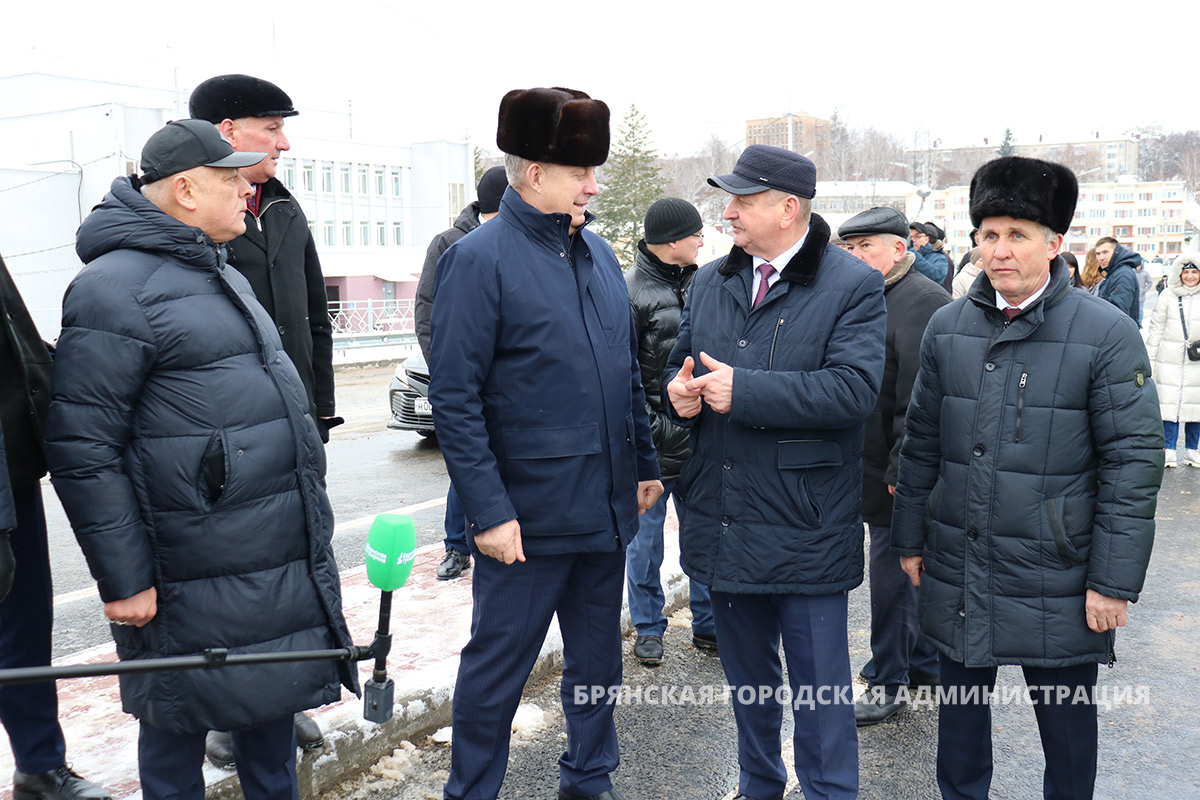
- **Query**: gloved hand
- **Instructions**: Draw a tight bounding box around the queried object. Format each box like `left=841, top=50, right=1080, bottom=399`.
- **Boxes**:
left=317, top=416, right=345, bottom=444
left=0, top=532, right=14, bottom=604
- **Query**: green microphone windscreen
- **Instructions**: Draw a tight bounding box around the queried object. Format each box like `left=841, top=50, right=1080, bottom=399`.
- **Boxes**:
left=365, top=514, right=417, bottom=591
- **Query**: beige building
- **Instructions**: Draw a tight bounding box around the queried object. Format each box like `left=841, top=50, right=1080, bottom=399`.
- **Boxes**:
left=745, top=113, right=829, bottom=156
left=911, top=136, right=1140, bottom=188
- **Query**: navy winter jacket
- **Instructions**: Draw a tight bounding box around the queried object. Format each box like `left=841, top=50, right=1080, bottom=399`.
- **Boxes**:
left=663, top=214, right=886, bottom=594
left=45, top=177, right=358, bottom=734
left=1098, top=244, right=1142, bottom=325
left=429, top=187, right=659, bottom=553
left=892, top=258, right=1163, bottom=668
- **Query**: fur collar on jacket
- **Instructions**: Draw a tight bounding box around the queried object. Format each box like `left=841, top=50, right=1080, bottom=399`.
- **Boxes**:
left=718, top=212, right=833, bottom=286
left=884, top=252, right=914, bottom=288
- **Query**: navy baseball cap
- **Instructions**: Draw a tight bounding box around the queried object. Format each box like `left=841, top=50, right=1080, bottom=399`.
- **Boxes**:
left=140, top=119, right=265, bottom=183
left=708, top=145, right=817, bottom=199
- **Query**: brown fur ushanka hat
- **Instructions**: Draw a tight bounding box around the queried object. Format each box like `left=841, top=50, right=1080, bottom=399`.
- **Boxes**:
left=496, top=87, right=610, bottom=167
left=969, top=156, right=1078, bottom=235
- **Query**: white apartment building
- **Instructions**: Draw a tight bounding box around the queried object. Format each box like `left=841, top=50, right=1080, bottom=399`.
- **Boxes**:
left=0, top=72, right=471, bottom=336
left=919, top=178, right=1197, bottom=263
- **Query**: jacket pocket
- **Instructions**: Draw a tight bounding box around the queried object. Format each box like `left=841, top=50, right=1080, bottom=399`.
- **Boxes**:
left=777, top=440, right=840, bottom=528
left=1045, top=497, right=1079, bottom=567
left=199, top=433, right=227, bottom=507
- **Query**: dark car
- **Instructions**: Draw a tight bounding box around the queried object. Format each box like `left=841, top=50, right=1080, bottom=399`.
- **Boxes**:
left=387, top=354, right=435, bottom=437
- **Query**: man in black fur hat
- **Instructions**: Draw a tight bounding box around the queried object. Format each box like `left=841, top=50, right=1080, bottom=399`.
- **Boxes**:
left=429, top=88, right=661, bottom=800
left=188, top=73, right=331, bottom=766
left=892, top=156, right=1163, bottom=799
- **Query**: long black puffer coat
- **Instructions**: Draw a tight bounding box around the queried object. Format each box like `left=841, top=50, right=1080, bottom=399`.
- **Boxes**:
left=45, top=177, right=358, bottom=734
left=892, top=258, right=1163, bottom=668
left=626, top=241, right=697, bottom=480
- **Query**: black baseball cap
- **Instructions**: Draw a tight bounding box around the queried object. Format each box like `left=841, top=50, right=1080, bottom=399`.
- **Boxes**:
left=708, top=145, right=817, bottom=199
left=140, top=119, right=266, bottom=183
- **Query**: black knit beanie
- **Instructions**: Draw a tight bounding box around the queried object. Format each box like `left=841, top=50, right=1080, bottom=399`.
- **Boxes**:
left=643, top=198, right=702, bottom=244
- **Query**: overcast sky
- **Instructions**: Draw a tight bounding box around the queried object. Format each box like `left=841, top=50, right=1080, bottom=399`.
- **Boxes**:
left=4, top=0, right=1192, bottom=160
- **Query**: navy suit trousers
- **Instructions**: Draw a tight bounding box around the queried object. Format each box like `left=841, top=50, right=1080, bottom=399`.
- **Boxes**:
left=937, top=655, right=1099, bottom=800
left=444, top=549, right=625, bottom=800
left=711, top=590, right=858, bottom=800
left=861, top=524, right=939, bottom=690
left=0, top=483, right=67, bottom=773
left=138, top=716, right=297, bottom=800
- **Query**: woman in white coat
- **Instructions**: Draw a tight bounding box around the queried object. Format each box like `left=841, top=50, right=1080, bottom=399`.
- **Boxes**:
left=1146, top=250, right=1200, bottom=466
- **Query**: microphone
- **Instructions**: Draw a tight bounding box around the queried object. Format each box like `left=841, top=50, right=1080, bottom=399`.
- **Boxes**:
left=362, top=513, right=416, bottom=722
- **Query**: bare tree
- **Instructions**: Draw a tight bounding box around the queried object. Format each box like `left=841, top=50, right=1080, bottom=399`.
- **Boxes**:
left=658, top=135, right=741, bottom=228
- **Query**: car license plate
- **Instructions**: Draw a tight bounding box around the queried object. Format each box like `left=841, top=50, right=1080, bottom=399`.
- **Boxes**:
left=413, top=398, right=432, bottom=415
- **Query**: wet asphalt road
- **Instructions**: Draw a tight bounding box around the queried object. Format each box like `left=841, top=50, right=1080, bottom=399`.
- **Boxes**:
left=322, top=467, right=1200, bottom=800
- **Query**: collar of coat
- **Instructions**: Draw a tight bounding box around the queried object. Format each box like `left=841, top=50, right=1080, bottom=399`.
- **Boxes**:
left=717, top=212, right=833, bottom=286
left=636, top=240, right=697, bottom=282
left=883, top=251, right=915, bottom=288
left=966, top=254, right=1072, bottom=320
left=499, top=186, right=595, bottom=253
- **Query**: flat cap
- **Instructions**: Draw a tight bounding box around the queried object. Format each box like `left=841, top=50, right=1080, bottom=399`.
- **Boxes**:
left=189, top=74, right=298, bottom=123
left=708, top=145, right=816, bottom=199
left=839, top=207, right=910, bottom=240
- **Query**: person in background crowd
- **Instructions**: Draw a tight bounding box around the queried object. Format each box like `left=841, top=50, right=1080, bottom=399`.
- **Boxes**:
left=1062, top=252, right=1084, bottom=288
left=952, top=247, right=983, bottom=299
left=920, top=222, right=956, bottom=293
left=1136, top=260, right=1154, bottom=323
left=893, top=156, right=1162, bottom=800
left=957, top=228, right=979, bottom=269
left=414, top=166, right=509, bottom=581
left=189, top=71, right=334, bottom=766
left=430, top=87, right=661, bottom=800
left=1094, top=236, right=1142, bottom=324
left=837, top=207, right=949, bottom=727
left=1145, top=250, right=1200, bottom=468
left=1, top=252, right=112, bottom=800
left=624, top=197, right=715, bottom=667
left=1081, top=248, right=1104, bottom=293
left=44, top=119, right=358, bottom=800
left=908, top=221, right=947, bottom=283
left=665, top=144, right=886, bottom=800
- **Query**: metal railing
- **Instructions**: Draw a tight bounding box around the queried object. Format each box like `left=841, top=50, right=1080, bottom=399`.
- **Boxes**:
left=328, top=299, right=415, bottom=335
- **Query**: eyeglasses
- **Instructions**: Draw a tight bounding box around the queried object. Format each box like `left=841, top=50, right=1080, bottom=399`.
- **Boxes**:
left=692, top=233, right=705, bottom=241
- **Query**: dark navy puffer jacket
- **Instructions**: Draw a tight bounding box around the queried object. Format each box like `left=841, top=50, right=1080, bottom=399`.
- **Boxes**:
left=663, top=214, right=886, bottom=594
left=45, top=177, right=358, bottom=734
left=1097, top=244, right=1142, bottom=325
left=892, top=258, right=1163, bottom=668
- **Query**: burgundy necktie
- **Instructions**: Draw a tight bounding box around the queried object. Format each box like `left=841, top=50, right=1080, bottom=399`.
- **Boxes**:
left=753, top=263, right=776, bottom=308
left=1003, top=306, right=1021, bottom=320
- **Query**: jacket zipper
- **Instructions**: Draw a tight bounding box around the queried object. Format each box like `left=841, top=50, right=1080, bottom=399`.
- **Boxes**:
left=768, top=317, right=784, bottom=370
left=1014, top=368, right=1028, bottom=443
left=253, top=198, right=289, bottom=232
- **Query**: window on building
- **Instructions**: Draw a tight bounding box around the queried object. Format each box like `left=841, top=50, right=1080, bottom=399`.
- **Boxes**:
left=1165, top=209, right=1182, bottom=218
left=376, top=222, right=386, bottom=245
left=391, top=169, right=402, bottom=197
left=323, top=222, right=335, bottom=246
left=359, top=222, right=369, bottom=246
left=375, top=168, right=386, bottom=196
left=448, top=182, right=466, bottom=213
left=1114, top=226, right=1132, bottom=238
left=358, top=165, right=369, bottom=195
left=1139, top=192, right=1154, bottom=201
left=308, top=221, right=316, bottom=238
left=1138, top=208, right=1156, bottom=217
left=1092, top=194, right=1107, bottom=202
left=342, top=222, right=352, bottom=245
left=302, top=161, right=314, bottom=192
left=340, top=165, right=351, bottom=194
left=1115, top=192, right=1133, bottom=202
left=1090, top=209, right=1105, bottom=218
left=393, top=223, right=404, bottom=246
left=1138, top=227, right=1155, bottom=236
left=1114, top=210, right=1131, bottom=219
left=320, top=164, right=333, bottom=193
left=282, top=160, right=296, bottom=191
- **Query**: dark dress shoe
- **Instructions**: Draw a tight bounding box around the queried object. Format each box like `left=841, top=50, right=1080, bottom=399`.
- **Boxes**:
left=14, top=766, right=112, bottom=800
left=632, top=635, right=663, bottom=665
left=437, top=549, right=471, bottom=580
left=692, top=631, right=719, bottom=654
left=294, top=711, right=324, bottom=749
left=557, top=790, right=625, bottom=800
left=854, top=690, right=908, bottom=726
left=205, top=730, right=236, bottom=769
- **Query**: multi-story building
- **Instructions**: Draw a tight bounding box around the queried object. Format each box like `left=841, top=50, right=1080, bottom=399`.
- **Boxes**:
left=911, top=136, right=1140, bottom=187
left=745, top=113, right=829, bottom=157
left=0, top=72, right=471, bottom=336
left=812, top=180, right=916, bottom=233
left=918, top=177, right=1197, bottom=263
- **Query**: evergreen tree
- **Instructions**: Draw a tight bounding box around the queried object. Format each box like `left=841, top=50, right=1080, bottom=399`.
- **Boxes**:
left=997, top=128, right=1016, bottom=157
left=473, top=146, right=485, bottom=186
left=592, top=104, right=666, bottom=267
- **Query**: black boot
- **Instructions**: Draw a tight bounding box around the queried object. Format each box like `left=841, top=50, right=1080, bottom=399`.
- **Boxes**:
left=294, top=711, right=324, bottom=749
left=13, top=767, right=111, bottom=800
left=205, top=730, right=235, bottom=769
